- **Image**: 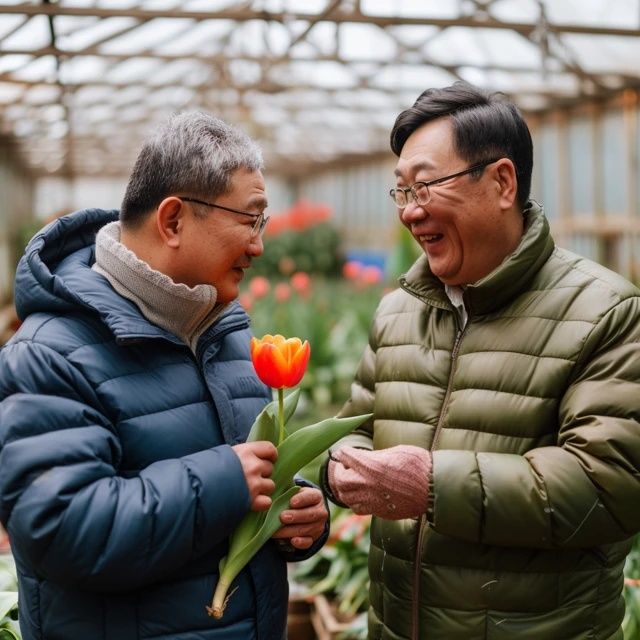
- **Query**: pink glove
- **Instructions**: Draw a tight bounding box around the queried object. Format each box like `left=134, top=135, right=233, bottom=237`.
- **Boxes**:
left=328, top=445, right=432, bottom=520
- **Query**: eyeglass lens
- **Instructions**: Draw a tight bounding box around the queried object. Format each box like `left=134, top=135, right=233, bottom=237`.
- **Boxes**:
left=252, top=214, right=268, bottom=237
left=391, top=183, right=431, bottom=208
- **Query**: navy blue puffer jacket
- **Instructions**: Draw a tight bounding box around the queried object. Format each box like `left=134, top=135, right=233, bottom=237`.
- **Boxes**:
left=0, top=209, right=312, bottom=640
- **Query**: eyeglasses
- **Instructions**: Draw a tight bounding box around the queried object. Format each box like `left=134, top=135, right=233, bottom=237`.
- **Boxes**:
left=181, top=196, right=269, bottom=238
left=389, top=158, right=501, bottom=209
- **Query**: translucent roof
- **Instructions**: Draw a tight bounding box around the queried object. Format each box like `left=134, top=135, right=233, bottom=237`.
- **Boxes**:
left=0, top=0, right=639, bottom=177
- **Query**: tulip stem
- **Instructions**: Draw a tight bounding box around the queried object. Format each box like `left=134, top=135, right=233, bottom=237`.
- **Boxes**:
left=278, top=387, right=285, bottom=444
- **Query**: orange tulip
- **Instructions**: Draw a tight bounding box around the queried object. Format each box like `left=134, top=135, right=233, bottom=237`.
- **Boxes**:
left=250, top=334, right=310, bottom=389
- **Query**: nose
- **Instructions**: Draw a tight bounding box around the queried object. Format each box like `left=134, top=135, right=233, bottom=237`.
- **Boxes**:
left=247, top=233, right=264, bottom=257
left=399, top=200, right=427, bottom=227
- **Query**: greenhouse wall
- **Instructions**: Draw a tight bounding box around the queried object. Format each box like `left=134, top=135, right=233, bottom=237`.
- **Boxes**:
left=0, top=142, right=33, bottom=302
left=15, top=88, right=640, bottom=284
left=294, top=90, right=640, bottom=282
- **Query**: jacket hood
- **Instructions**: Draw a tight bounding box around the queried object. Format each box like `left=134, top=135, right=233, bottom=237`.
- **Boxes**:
left=14, top=207, right=249, bottom=342
left=400, top=201, right=555, bottom=317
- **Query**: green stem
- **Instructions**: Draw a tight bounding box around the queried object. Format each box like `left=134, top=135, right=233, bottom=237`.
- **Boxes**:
left=278, top=387, right=285, bottom=444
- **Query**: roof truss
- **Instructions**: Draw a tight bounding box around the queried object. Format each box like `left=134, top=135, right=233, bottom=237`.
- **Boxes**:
left=0, top=0, right=639, bottom=177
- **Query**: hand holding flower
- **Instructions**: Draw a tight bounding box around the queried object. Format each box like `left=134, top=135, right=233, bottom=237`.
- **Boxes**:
left=208, top=334, right=371, bottom=620
left=272, top=486, right=328, bottom=550
left=231, top=441, right=278, bottom=511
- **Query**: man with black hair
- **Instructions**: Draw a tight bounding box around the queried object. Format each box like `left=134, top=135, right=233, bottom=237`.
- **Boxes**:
left=324, top=81, right=640, bottom=639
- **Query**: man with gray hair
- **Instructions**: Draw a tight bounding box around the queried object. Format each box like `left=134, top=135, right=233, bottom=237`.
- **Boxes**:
left=0, top=112, right=329, bottom=640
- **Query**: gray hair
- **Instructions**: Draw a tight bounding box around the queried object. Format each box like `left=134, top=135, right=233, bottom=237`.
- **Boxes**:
left=120, top=111, right=264, bottom=226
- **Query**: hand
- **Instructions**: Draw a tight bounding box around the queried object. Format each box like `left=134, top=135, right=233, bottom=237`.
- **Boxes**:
left=272, top=487, right=329, bottom=550
left=328, top=445, right=432, bottom=520
left=232, top=441, right=278, bottom=512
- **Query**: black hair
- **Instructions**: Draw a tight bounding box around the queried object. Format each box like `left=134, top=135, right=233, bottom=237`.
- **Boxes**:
left=390, top=81, right=533, bottom=209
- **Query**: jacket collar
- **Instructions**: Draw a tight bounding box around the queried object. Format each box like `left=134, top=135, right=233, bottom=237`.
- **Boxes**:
left=400, top=201, right=555, bottom=318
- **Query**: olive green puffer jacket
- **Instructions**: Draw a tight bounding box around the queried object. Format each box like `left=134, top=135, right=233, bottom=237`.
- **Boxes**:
left=335, top=203, right=640, bottom=640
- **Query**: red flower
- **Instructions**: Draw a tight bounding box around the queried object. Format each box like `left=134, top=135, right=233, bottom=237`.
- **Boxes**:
left=342, top=260, right=362, bottom=280
left=274, top=283, right=291, bottom=302
left=248, top=276, right=270, bottom=299
left=250, top=334, right=310, bottom=389
left=290, top=271, right=312, bottom=297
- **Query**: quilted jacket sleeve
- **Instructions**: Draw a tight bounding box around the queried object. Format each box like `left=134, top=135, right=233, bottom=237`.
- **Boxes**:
left=431, top=296, right=640, bottom=549
left=0, top=340, right=251, bottom=592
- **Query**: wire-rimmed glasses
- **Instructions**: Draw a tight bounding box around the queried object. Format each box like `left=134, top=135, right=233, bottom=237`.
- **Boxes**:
left=181, top=196, right=269, bottom=238
left=389, top=158, right=502, bottom=209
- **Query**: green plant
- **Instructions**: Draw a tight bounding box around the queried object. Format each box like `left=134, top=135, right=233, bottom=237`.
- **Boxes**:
left=253, top=223, right=344, bottom=279
left=209, top=382, right=371, bottom=618
left=624, top=534, right=640, bottom=639
left=0, top=555, right=20, bottom=640
left=292, top=508, right=370, bottom=639
left=384, top=225, right=421, bottom=283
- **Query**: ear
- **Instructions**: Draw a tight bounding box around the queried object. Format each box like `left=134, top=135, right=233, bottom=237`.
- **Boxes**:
left=493, top=158, right=518, bottom=210
left=156, top=197, right=185, bottom=249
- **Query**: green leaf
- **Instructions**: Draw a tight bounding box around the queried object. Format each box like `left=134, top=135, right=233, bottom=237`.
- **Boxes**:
left=246, top=388, right=301, bottom=445
left=271, top=413, right=372, bottom=494
left=247, top=402, right=278, bottom=445
left=0, top=593, right=18, bottom=622
left=211, top=485, right=301, bottom=616
left=211, top=409, right=371, bottom=618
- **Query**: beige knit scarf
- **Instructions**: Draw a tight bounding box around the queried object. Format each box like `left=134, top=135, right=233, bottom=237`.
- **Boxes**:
left=92, top=221, right=227, bottom=352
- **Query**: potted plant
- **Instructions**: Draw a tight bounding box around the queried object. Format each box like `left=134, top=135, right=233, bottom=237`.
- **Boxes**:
left=290, top=508, right=370, bottom=640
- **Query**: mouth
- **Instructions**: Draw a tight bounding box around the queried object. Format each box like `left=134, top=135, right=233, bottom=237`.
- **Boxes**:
left=232, top=266, right=248, bottom=278
left=418, top=233, right=443, bottom=244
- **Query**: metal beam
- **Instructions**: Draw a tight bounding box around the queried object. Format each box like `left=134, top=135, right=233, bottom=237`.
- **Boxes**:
left=2, top=4, right=640, bottom=38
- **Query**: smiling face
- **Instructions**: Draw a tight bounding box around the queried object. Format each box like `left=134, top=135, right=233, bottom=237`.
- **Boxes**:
left=170, top=167, right=268, bottom=302
left=394, top=117, right=523, bottom=286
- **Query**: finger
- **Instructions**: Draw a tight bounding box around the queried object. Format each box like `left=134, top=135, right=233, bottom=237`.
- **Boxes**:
left=258, top=478, right=276, bottom=495
left=289, top=536, right=313, bottom=550
left=289, top=487, right=322, bottom=509
left=259, top=459, right=274, bottom=478
left=252, top=494, right=272, bottom=511
left=280, top=504, right=328, bottom=525
left=338, top=447, right=377, bottom=472
left=252, top=440, right=278, bottom=461
left=335, top=446, right=364, bottom=467
left=273, top=522, right=325, bottom=540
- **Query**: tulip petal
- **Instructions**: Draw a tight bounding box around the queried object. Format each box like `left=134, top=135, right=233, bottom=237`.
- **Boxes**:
left=285, top=340, right=310, bottom=386
left=250, top=334, right=310, bottom=389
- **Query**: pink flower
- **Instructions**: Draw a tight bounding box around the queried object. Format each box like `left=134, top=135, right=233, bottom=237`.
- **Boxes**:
left=274, top=283, right=291, bottom=302
left=278, top=256, right=296, bottom=276
left=361, top=265, right=383, bottom=285
left=239, top=293, right=254, bottom=311
left=248, top=276, right=270, bottom=299
left=290, top=271, right=312, bottom=297
left=342, top=260, right=362, bottom=281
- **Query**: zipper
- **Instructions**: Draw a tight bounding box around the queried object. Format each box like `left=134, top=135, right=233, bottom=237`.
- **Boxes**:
left=411, top=324, right=467, bottom=640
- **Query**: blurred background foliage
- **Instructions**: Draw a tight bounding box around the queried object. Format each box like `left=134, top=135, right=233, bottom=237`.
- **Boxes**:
left=240, top=200, right=397, bottom=416
left=249, top=200, right=344, bottom=279
left=624, top=537, right=640, bottom=639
